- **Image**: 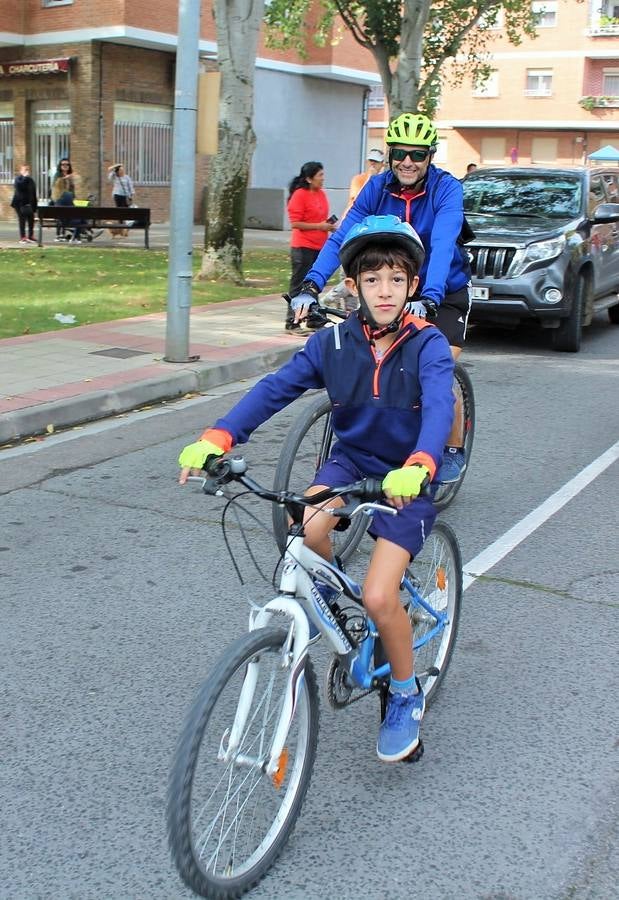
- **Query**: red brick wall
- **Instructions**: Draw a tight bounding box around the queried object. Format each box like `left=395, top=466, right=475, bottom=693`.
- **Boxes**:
left=23, top=0, right=125, bottom=33
left=0, top=0, right=23, bottom=33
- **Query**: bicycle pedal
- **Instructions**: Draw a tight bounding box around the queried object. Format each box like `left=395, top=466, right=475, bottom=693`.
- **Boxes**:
left=402, top=738, right=424, bottom=764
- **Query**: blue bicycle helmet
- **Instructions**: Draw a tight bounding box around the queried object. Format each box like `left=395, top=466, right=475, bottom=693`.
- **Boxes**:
left=339, top=214, right=425, bottom=275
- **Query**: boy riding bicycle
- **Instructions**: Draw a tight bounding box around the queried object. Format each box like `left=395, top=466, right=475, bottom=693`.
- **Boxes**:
left=179, top=215, right=455, bottom=762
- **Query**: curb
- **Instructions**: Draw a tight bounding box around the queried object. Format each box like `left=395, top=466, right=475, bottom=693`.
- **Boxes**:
left=0, top=344, right=297, bottom=444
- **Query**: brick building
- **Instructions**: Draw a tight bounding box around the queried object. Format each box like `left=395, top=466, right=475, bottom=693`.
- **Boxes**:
left=0, top=0, right=380, bottom=221
left=435, top=0, right=619, bottom=177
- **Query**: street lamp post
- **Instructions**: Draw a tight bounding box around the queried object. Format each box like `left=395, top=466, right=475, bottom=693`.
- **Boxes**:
left=165, top=0, right=201, bottom=363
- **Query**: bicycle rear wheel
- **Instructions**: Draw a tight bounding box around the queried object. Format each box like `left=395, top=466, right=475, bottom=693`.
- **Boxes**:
left=433, top=363, right=475, bottom=511
left=167, top=627, right=319, bottom=899
left=272, top=393, right=367, bottom=561
left=406, top=520, right=462, bottom=706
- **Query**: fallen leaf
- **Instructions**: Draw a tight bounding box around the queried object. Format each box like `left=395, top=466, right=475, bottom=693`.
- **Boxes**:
left=46, top=424, right=55, bottom=434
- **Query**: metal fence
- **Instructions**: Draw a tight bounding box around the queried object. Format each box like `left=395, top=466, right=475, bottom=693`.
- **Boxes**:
left=0, top=119, right=14, bottom=183
left=114, top=121, right=172, bottom=185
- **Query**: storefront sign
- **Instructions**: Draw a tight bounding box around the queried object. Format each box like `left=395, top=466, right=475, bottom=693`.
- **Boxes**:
left=0, top=58, right=70, bottom=77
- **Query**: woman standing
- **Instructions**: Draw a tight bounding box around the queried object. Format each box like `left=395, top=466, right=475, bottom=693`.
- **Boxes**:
left=107, top=163, right=135, bottom=207
left=285, top=161, right=336, bottom=332
left=11, top=164, right=38, bottom=244
left=107, top=163, right=135, bottom=237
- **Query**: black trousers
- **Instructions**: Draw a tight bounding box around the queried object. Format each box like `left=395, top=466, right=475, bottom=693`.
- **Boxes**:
left=17, top=209, right=34, bottom=239
left=287, top=247, right=319, bottom=324
left=113, top=195, right=130, bottom=208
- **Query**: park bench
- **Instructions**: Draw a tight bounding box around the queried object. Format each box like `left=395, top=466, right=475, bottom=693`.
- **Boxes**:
left=36, top=205, right=151, bottom=249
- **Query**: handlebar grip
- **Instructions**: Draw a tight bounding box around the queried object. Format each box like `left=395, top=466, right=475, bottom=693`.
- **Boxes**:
left=205, top=455, right=229, bottom=477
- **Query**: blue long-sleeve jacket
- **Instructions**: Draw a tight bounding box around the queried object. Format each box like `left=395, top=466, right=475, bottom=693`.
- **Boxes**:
left=214, top=314, right=455, bottom=480
left=306, top=166, right=471, bottom=307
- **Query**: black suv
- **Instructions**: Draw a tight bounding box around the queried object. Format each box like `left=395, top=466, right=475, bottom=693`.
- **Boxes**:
left=462, top=166, right=619, bottom=351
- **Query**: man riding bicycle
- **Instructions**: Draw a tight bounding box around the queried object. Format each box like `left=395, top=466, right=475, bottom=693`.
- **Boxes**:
left=289, top=112, right=472, bottom=484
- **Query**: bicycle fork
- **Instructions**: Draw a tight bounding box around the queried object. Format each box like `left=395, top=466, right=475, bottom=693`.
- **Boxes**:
left=219, top=596, right=310, bottom=777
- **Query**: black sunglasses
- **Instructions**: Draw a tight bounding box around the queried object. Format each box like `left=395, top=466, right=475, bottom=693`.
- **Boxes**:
left=391, top=147, right=433, bottom=163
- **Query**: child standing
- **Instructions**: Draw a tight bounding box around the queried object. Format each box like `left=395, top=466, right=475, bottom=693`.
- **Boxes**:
left=178, top=214, right=455, bottom=762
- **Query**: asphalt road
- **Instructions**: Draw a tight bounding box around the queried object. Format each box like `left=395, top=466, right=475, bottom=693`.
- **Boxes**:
left=1, top=315, right=618, bottom=900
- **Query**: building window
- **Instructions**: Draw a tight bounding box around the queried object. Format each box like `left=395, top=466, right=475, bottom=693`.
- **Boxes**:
left=368, top=84, right=385, bottom=109
left=531, top=136, right=558, bottom=163
left=531, top=1, right=557, bottom=27
left=42, top=0, right=73, bottom=7
left=113, top=103, right=173, bottom=186
left=0, top=102, right=14, bottom=184
left=473, top=70, right=499, bottom=97
left=481, top=136, right=506, bottom=164
left=602, top=68, right=619, bottom=95
left=525, top=69, right=553, bottom=96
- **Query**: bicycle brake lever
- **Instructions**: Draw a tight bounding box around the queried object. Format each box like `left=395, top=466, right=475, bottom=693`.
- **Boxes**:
left=202, top=477, right=224, bottom=496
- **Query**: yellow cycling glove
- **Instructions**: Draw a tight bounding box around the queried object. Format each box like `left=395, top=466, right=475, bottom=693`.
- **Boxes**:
left=178, top=428, right=233, bottom=471
left=382, top=464, right=430, bottom=501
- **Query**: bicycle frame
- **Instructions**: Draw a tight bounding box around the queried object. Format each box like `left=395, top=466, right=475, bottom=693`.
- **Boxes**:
left=225, top=532, right=451, bottom=776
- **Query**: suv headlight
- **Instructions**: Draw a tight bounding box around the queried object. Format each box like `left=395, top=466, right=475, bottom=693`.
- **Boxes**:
left=510, top=235, right=566, bottom=277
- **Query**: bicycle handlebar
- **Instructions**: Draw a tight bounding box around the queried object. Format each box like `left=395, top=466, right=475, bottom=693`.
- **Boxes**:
left=194, top=455, right=393, bottom=517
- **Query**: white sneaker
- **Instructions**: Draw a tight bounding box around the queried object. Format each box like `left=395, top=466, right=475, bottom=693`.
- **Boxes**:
left=19, top=238, right=28, bottom=244
left=70, top=238, right=82, bottom=244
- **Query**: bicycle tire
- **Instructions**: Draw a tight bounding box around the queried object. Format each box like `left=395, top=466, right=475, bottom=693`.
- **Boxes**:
left=167, top=627, right=319, bottom=899
left=272, top=393, right=367, bottom=561
left=433, top=363, right=476, bottom=511
left=406, top=520, right=462, bottom=705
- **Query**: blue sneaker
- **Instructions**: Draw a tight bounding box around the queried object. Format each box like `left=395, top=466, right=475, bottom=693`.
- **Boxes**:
left=377, top=689, right=425, bottom=762
left=436, top=447, right=466, bottom=484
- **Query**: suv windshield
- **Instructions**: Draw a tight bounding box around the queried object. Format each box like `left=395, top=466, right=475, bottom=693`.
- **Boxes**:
left=463, top=174, right=582, bottom=219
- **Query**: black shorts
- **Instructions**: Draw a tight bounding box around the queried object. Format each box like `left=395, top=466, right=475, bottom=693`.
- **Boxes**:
left=434, top=286, right=471, bottom=348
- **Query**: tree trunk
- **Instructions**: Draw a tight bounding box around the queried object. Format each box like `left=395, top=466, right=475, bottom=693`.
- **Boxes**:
left=389, top=0, right=432, bottom=116
left=199, top=0, right=265, bottom=283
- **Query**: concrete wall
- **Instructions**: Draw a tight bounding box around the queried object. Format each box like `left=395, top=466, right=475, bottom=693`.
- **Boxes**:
left=250, top=68, right=367, bottom=194
left=245, top=186, right=349, bottom=230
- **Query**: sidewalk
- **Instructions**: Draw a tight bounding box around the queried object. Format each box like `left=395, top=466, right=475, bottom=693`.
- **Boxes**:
left=0, top=293, right=305, bottom=445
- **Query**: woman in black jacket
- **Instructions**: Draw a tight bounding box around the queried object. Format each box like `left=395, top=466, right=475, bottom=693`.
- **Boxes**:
left=11, top=164, right=38, bottom=244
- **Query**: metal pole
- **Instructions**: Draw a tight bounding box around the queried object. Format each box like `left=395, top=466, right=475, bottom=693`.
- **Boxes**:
left=165, top=0, right=201, bottom=362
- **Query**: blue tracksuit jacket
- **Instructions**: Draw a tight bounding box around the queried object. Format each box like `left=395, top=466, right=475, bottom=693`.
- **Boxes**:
left=214, top=314, right=455, bottom=479
left=306, top=166, right=471, bottom=307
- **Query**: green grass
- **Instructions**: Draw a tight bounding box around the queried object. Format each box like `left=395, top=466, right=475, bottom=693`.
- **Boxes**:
left=0, top=247, right=291, bottom=339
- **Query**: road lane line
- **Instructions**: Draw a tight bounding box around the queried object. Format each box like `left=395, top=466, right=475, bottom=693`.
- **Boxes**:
left=462, top=439, right=619, bottom=590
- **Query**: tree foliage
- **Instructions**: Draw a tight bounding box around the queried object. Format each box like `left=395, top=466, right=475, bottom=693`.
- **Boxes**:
left=264, top=0, right=539, bottom=116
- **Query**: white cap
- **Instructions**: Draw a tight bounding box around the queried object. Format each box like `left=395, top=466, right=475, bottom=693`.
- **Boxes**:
left=367, top=148, right=385, bottom=163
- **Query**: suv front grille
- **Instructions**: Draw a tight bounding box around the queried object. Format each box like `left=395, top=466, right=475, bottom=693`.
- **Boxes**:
left=469, top=246, right=517, bottom=278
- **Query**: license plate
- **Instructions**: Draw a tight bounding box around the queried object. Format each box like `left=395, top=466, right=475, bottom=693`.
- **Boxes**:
left=471, top=286, right=489, bottom=300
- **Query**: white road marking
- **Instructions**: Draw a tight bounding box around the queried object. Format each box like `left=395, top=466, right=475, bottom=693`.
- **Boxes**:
left=462, top=439, right=619, bottom=590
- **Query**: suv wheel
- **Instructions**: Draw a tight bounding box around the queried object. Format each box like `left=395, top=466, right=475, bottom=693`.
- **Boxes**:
left=552, top=274, right=587, bottom=353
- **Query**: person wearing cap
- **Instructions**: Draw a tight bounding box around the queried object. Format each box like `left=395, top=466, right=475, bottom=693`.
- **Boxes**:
left=177, top=213, right=455, bottom=763
left=345, top=148, right=385, bottom=213
left=288, top=112, right=473, bottom=484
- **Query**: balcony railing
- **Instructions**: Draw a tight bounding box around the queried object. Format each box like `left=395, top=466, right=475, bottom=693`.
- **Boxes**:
left=579, top=95, right=619, bottom=110
left=587, top=16, right=619, bottom=36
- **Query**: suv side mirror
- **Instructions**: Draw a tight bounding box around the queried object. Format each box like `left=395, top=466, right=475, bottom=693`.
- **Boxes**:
left=592, top=202, right=619, bottom=223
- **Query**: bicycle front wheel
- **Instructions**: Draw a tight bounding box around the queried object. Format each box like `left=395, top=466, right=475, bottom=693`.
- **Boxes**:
left=407, top=520, right=462, bottom=706
left=272, top=393, right=367, bottom=561
left=167, top=627, right=319, bottom=899
left=433, top=362, right=476, bottom=511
